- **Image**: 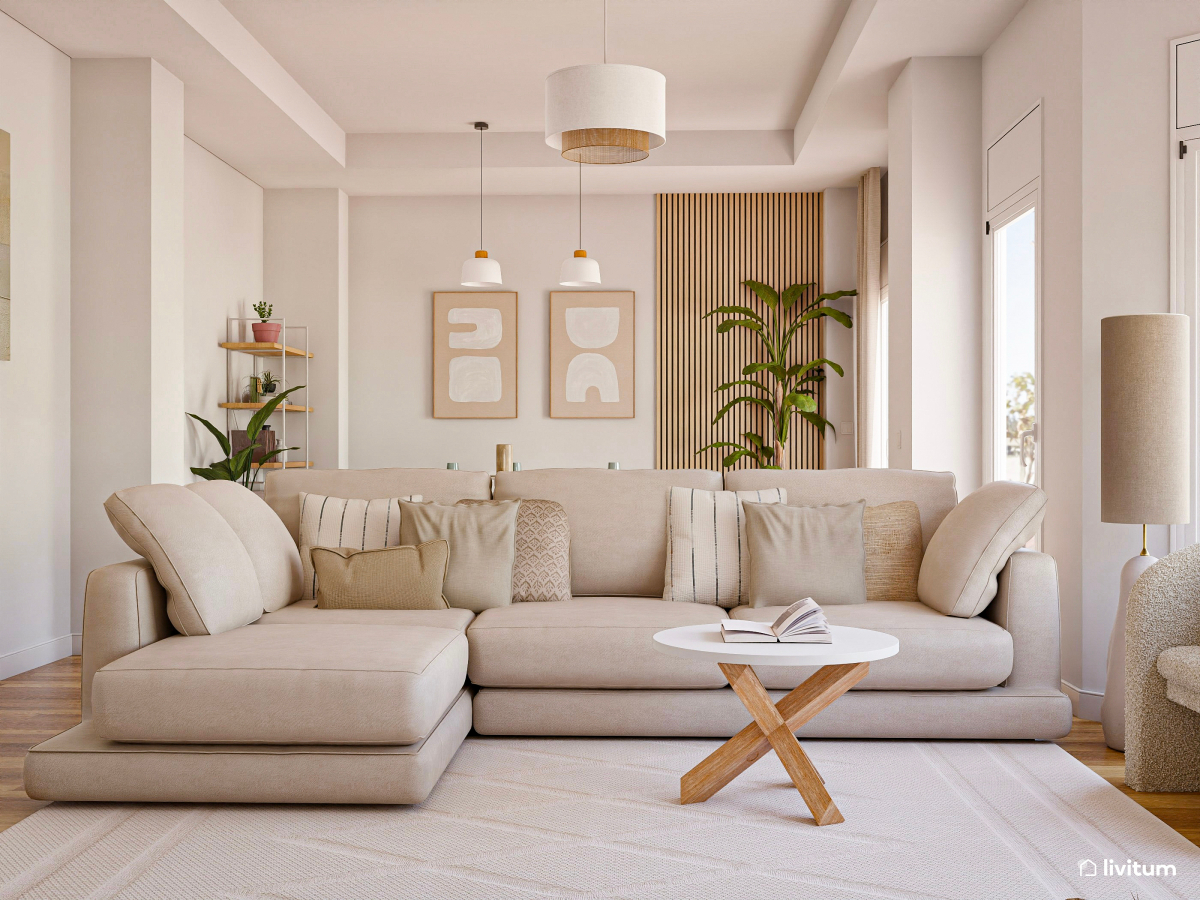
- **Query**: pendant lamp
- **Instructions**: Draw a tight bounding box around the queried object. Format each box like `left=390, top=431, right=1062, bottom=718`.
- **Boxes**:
left=461, top=122, right=502, bottom=286
left=545, top=0, right=665, bottom=165
left=560, top=161, right=601, bottom=286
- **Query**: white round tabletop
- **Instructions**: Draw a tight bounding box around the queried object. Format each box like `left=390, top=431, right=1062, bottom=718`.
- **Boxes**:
left=653, top=623, right=899, bottom=667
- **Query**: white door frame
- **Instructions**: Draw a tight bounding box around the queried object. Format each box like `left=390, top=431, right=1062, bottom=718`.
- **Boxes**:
left=1170, top=33, right=1200, bottom=551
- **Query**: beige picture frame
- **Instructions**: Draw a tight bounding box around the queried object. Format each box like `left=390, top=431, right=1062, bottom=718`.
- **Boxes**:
left=549, top=291, right=635, bottom=419
left=432, top=291, right=518, bottom=419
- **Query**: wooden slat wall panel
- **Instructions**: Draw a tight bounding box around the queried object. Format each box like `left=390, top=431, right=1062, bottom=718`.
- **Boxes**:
left=655, top=193, right=824, bottom=471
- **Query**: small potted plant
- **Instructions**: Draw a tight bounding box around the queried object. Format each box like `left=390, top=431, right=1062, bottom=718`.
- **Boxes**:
left=252, top=301, right=281, bottom=344
left=259, top=371, right=279, bottom=398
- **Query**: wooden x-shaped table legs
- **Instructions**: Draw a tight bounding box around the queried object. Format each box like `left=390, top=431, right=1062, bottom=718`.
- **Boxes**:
left=681, top=660, right=870, bottom=825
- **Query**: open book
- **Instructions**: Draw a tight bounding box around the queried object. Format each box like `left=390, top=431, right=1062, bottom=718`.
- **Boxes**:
left=720, top=597, right=831, bottom=643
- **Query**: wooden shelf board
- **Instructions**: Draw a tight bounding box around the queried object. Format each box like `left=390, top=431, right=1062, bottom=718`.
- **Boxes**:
left=219, top=342, right=312, bottom=358
left=219, top=402, right=313, bottom=412
left=251, top=461, right=314, bottom=469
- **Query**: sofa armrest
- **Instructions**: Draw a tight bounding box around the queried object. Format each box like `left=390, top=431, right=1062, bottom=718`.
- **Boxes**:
left=80, top=559, right=174, bottom=718
left=982, top=549, right=1060, bottom=691
left=1126, top=545, right=1200, bottom=791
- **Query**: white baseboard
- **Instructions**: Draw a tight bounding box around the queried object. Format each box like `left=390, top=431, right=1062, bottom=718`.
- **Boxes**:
left=1062, top=680, right=1103, bottom=722
left=0, top=635, right=77, bottom=681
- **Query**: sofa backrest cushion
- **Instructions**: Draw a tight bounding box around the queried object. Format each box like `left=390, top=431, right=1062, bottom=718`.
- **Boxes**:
left=493, top=468, right=723, bottom=597
left=917, top=480, right=1048, bottom=618
left=264, top=468, right=493, bottom=545
left=104, top=484, right=264, bottom=635
left=724, top=468, right=958, bottom=550
left=187, top=481, right=303, bottom=612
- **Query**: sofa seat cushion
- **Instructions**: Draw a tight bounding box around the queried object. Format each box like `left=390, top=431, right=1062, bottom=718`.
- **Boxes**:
left=256, top=596, right=474, bottom=631
left=730, top=601, right=1013, bottom=690
left=1157, top=646, right=1200, bottom=714
left=91, top=624, right=467, bottom=745
left=467, top=598, right=729, bottom=689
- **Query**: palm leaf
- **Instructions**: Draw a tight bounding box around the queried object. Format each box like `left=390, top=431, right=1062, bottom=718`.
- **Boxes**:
left=716, top=319, right=762, bottom=335
left=780, top=282, right=815, bottom=309
left=800, top=410, right=834, bottom=436
left=742, top=279, right=779, bottom=310
left=799, top=306, right=853, bottom=329
left=713, top=394, right=775, bottom=424
left=702, top=305, right=763, bottom=323
left=717, top=379, right=770, bottom=394
left=187, top=413, right=231, bottom=457
left=697, top=441, right=748, bottom=454
left=783, top=392, right=818, bottom=414
left=785, top=358, right=844, bottom=379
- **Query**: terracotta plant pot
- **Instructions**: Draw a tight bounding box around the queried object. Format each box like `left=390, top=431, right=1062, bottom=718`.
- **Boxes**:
left=252, top=322, right=282, bottom=344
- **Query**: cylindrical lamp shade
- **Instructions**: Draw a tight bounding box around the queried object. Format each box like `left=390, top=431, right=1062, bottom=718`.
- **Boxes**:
left=461, top=251, right=502, bottom=287
left=546, top=64, right=666, bottom=164
left=1101, top=314, right=1190, bottom=524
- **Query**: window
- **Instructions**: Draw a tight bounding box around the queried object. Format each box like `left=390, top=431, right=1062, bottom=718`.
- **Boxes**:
left=992, top=206, right=1037, bottom=484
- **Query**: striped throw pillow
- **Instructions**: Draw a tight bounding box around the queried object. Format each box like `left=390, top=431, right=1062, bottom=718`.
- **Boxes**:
left=298, top=492, right=422, bottom=600
left=663, top=487, right=786, bottom=607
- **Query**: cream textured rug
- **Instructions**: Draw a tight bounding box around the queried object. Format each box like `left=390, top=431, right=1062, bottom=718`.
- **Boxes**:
left=2, top=737, right=1199, bottom=899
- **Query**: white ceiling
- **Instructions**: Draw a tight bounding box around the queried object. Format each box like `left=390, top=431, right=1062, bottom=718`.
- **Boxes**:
left=0, top=0, right=1028, bottom=193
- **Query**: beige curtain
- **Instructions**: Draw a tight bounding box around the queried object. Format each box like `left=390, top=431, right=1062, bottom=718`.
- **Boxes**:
left=855, top=168, right=883, bottom=467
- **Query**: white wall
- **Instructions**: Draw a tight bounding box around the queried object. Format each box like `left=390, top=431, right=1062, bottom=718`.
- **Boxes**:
left=0, top=13, right=71, bottom=677
left=983, top=0, right=1086, bottom=711
left=348, top=194, right=655, bottom=471
left=888, top=57, right=984, bottom=493
left=70, top=58, right=186, bottom=636
left=184, top=138, right=264, bottom=475
left=823, top=186, right=858, bottom=469
left=1079, top=0, right=1200, bottom=710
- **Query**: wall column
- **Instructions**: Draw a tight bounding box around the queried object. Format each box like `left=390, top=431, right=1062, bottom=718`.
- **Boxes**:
left=888, top=57, right=983, bottom=492
left=263, top=188, right=349, bottom=469
left=70, top=58, right=185, bottom=631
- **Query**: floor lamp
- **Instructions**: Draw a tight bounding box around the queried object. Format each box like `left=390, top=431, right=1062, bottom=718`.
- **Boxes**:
left=1100, top=314, right=1189, bottom=751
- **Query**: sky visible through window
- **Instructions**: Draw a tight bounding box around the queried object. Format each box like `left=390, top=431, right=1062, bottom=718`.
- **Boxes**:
left=1000, top=208, right=1036, bottom=482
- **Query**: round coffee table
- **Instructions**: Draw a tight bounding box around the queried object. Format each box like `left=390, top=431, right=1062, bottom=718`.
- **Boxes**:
left=653, top=623, right=899, bottom=826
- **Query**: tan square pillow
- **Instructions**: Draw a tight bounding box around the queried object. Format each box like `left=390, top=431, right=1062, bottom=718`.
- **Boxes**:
left=743, top=500, right=867, bottom=607
left=400, top=499, right=520, bottom=612
left=864, top=501, right=922, bottom=602
left=458, top=499, right=571, bottom=602
left=298, top=493, right=422, bottom=600
left=311, top=541, right=450, bottom=610
left=918, top=481, right=1047, bottom=617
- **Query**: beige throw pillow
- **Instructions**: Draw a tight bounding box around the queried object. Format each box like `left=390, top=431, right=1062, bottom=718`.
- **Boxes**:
left=298, top=493, right=422, bottom=600
left=918, top=480, right=1047, bottom=617
left=104, top=484, right=264, bottom=635
left=863, top=501, right=923, bottom=602
left=743, top=500, right=867, bottom=607
left=458, top=499, right=572, bottom=602
left=311, top=541, right=450, bottom=610
left=663, top=487, right=787, bottom=607
left=401, top=499, right=520, bottom=612
left=187, top=481, right=303, bottom=612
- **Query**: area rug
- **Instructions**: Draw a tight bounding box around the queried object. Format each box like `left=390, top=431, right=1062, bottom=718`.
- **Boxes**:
left=1, top=737, right=1198, bottom=899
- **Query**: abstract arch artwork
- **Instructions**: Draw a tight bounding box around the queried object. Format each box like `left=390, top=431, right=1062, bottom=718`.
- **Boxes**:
left=433, top=292, right=517, bottom=418
left=550, top=291, right=634, bottom=418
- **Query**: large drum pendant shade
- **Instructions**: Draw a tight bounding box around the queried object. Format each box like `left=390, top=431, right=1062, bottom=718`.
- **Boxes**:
left=546, top=64, right=666, bottom=164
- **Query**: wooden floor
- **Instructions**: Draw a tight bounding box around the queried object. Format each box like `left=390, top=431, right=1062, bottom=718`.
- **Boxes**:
left=2, top=657, right=1199, bottom=845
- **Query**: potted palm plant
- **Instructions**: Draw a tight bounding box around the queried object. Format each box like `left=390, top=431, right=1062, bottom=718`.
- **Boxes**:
left=699, top=279, right=854, bottom=469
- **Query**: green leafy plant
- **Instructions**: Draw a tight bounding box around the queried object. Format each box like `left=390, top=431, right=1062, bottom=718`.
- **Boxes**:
left=188, top=385, right=304, bottom=490
left=253, top=301, right=273, bottom=323
left=259, top=370, right=279, bottom=392
left=698, top=280, right=854, bottom=469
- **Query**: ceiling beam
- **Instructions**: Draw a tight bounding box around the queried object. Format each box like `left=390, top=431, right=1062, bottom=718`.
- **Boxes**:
left=791, top=0, right=877, bottom=163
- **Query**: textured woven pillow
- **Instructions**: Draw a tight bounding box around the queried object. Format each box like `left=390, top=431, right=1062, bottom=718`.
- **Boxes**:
left=663, top=487, right=787, bottom=607
left=459, top=499, right=572, bottom=602
left=298, top=492, right=422, bottom=600
left=863, top=501, right=923, bottom=602
left=311, top=541, right=450, bottom=610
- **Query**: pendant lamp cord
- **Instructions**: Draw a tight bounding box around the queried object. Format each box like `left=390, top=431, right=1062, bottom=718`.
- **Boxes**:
left=603, top=0, right=607, bottom=64
left=479, top=125, right=484, bottom=250
left=578, top=160, right=582, bottom=249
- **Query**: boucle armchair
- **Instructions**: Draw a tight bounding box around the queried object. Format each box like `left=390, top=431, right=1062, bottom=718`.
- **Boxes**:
left=1126, top=543, right=1200, bottom=791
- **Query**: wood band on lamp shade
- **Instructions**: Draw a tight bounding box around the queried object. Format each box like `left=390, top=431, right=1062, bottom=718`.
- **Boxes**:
left=561, top=128, right=649, bottom=164
left=1100, top=314, right=1190, bottom=524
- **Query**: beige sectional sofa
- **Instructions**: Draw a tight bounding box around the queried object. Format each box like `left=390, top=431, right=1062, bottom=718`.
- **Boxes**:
left=24, top=466, right=1072, bottom=805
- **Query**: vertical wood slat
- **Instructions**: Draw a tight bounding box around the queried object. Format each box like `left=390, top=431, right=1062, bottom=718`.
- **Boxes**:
left=655, top=192, right=824, bottom=471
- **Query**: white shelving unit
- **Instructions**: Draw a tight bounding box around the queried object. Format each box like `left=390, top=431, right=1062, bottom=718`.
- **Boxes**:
left=220, top=317, right=313, bottom=489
